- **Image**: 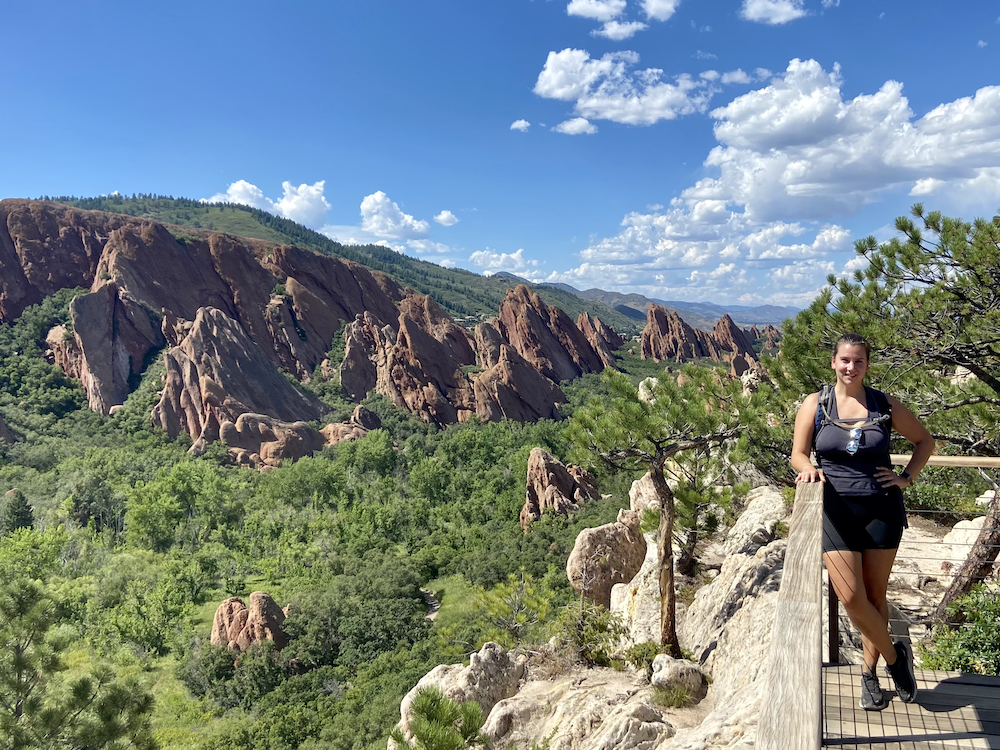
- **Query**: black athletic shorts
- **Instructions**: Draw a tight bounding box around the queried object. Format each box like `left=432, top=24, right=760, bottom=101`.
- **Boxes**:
left=822, top=483, right=907, bottom=553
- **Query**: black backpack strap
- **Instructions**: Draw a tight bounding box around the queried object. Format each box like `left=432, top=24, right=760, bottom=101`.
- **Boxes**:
left=866, top=386, right=892, bottom=431
left=813, top=385, right=833, bottom=447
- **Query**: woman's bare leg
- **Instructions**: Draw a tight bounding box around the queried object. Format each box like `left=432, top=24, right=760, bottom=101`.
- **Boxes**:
left=823, top=550, right=897, bottom=666
left=860, top=548, right=898, bottom=668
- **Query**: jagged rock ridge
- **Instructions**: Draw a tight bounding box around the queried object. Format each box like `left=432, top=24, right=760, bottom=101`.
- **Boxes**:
left=2, top=200, right=625, bottom=458
left=640, top=303, right=759, bottom=365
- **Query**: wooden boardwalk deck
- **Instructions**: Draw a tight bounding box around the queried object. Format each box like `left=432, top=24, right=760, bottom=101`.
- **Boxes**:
left=823, top=665, right=1000, bottom=749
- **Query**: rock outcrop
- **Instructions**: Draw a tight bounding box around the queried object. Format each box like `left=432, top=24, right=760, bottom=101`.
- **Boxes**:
left=221, top=413, right=325, bottom=469
left=210, top=592, right=289, bottom=652
left=749, top=324, right=780, bottom=351
left=641, top=305, right=761, bottom=366
left=483, top=669, right=678, bottom=750
left=521, top=447, right=600, bottom=529
left=2, top=200, right=611, bottom=437
left=46, top=283, right=165, bottom=414
left=0, top=200, right=130, bottom=322
left=471, top=324, right=566, bottom=423
left=567, top=509, right=646, bottom=608
left=152, top=307, right=324, bottom=451
left=496, top=285, right=604, bottom=382
left=711, top=314, right=756, bottom=362
left=640, top=305, right=720, bottom=362
left=391, top=643, right=525, bottom=749
left=577, top=312, right=623, bottom=368
left=722, top=486, right=788, bottom=556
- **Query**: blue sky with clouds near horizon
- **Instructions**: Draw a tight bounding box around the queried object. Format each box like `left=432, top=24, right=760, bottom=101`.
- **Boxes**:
left=1, top=0, right=996, bottom=307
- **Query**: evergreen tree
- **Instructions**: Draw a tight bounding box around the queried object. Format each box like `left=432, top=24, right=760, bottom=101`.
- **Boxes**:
left=0, top=580, right=156, bottom=749
left=0, top=490, right=33, bottom=536
left=568, top=367, right=770, bottom=655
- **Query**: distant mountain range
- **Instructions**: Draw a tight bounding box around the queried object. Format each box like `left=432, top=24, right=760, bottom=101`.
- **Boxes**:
left=491, top=274, right=799, bottom=331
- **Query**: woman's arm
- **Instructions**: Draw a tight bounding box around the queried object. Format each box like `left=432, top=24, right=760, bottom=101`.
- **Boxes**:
left=874, top=395, right=935, bottom=489
left=791, top=392, right=824, bottom=483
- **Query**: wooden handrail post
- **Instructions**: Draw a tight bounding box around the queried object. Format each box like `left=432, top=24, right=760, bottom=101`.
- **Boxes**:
left=828, top=581, right=840, bottom=664
left=758, top=481, right=824, bottom=750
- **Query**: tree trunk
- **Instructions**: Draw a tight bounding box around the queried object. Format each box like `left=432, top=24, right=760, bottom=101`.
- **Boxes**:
left=676, top=528, right=698, bottom=577
left=652, top=464, right=682, bottom=658
left=932, top=491, right=1000, bottom=624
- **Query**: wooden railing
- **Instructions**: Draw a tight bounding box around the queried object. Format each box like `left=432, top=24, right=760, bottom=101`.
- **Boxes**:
left=758, top=454, right=998, bottom=749
left=757, top=480, right=825, bottom=750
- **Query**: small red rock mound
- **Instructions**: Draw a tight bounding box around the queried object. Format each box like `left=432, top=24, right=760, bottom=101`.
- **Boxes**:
left=152, top=307, right=324, bottom=451
left=496, top=285, right=604, bottom=382
left=210, top=592, right=289, bottom=652
left=577, top=312, right=622, bottom=368
left=521, top=447, right=600, bottom=529
left=566, top=509, right=646, bottom=608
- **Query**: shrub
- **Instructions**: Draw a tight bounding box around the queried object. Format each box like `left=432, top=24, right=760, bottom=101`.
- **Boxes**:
left=552, top=600, right=627, bottom=667
left=388, top=686, right=487, bottom=750
left=918, top=584, right=1000, bottom=675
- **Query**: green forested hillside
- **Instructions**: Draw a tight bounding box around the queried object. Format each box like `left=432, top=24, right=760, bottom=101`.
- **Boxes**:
left=0, top=289, right=635, bottom=748
left=46, top=194, right=642, bottom=334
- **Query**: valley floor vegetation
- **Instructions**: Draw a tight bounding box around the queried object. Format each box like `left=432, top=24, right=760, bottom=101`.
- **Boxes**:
left=0, top=205, right=997, bottom=749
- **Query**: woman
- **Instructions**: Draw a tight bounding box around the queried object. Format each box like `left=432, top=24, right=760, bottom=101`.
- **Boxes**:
left=791, top=333, right=935, bottom=711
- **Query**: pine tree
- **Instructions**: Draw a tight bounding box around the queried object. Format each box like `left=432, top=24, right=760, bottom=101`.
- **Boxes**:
left=0, top=580, right=156, bottom=749
left=0, top=489, right=33, bottom=536
left=568, top=367, right=772, bottom=655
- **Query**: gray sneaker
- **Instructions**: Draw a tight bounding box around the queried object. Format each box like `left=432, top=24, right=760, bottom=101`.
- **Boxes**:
left=860, top=666, right=888, bottom=711
left=885, top=641, right=918, bottom=703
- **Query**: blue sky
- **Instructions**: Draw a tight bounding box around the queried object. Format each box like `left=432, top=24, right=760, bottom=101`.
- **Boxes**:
left=1, top=0, right=997, bottom=306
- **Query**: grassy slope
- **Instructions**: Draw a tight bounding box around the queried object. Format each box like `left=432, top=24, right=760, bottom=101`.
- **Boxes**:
left=53, top=195, right=642, bottom=335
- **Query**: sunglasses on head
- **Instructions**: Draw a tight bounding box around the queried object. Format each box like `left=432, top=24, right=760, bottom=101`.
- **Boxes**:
left=846, top=427, right=863, bottom=455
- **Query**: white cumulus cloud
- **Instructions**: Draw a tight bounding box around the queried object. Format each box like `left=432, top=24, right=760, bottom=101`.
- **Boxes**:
left=721, top=69, right=752, bottom=85
left=534, top=48, right=716, bottom=126
left=360, top=191, right=430, bottom=239
left=684, top=59, right=1000, bottom=221
left=566, top=0, right=626, bottom=22
left=203, top=179, right=331, bottom=229
left=407, top=239, right=452, bottom=254
left=593, top=20, right=648, bottom=40
left=434, top=210, right=459, bottom=226
left=510, top=119, right=531, bottom=131
left=740, top=0, right=807, bottom=25
left=554, top=117, right=598, bottom=135
left=469, top=248, right=542, bottom=274
left=642, top=0, right=682, bottom=21
left=274, top=181, right=332, bottom=229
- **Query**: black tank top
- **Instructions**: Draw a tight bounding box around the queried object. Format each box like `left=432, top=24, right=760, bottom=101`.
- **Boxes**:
left=815, top=388, right=892, bottom=495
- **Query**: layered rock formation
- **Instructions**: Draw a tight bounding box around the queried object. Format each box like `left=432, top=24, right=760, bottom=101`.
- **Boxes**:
left=748, top=324, right=781, bottom=351
left=210, top=592, right=289, bottom=652
left=152, top=307, right=324, bottom=450
left=4, top=200, right=619, bottom=451
left=641, top=304, right=759, bottom=366
left=496, top=285, right=605, bottom=382
left=577, top=311, right=623, bottom=368
left=471, top=323, right=566, bottom=423
left=567, top=508, right=646, bottom=608
left=46, top=283, right=164, bottom=414
left=520, top=447, right=600, bottom=529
